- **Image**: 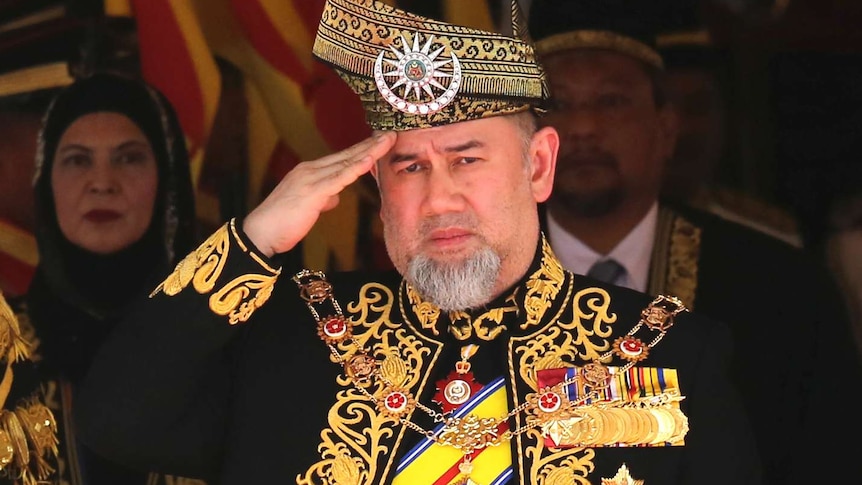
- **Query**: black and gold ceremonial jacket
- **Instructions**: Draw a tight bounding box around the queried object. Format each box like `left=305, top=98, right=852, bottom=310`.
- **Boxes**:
left=75, top=219, right=762, bottom=485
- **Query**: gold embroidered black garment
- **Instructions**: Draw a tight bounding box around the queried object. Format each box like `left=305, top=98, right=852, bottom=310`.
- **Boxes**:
left=75, top=222, right=761, bottom=484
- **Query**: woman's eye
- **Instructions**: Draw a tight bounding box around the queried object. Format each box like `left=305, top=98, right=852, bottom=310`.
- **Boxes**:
left=61, top=154, right=90, bottom=167
left=115, top=151, right=148, bottom=165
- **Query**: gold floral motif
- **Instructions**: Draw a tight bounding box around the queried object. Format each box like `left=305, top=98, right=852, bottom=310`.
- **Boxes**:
left=515, top=287, right=615, bottom=391
left=523, top=238, right=566, bottom=329
left=666, top=217, right=700, bottom=310
left=330, top=450, right=363, bottom=485
left=152, top=222, right=230, bottom=297
left=648, top=209, right=700, bottom=310
left=405, top=284, right=441, bottom=334
left=513, top=284, right=619, bottom=484
left=379, top=354, right=408, bottom=388
left=535, top=453, right=595, bottom=485
left=449, top=300, right=518, bottom=341
left=152, top=220, right=282, bottom=324
left=300, top=283, right=442, bottom=485
left=300, top=443, right=368, bottom=485
left=210, top=272, right=279, bottom=325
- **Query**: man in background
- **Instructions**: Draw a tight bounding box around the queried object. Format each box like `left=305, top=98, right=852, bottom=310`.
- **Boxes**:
left=528, top=0, right=862, bottom=483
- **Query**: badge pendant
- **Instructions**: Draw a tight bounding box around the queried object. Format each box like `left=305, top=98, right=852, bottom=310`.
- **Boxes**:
left=433, top=344, right=483, bottom=413
left=452, top=456, right=480, bottom=485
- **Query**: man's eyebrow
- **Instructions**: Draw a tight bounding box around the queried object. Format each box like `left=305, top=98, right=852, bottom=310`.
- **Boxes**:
left=387, top=139, right=485, bottom=165
left=388, top=152, right=418, bottom=165
left=444, top=139, right=484, bottom=153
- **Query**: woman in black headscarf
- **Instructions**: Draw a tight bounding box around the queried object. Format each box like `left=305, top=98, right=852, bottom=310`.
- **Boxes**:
left=8, top=72, right=201, bottom=484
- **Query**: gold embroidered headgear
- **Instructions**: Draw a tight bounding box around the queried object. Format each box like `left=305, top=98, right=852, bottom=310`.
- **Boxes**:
left=528, top=0, right=665, bottom=70
left=312, top=0, right=548, bottom=131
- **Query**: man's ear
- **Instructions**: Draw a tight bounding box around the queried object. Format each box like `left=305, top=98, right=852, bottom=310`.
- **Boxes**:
left=530, top=126, right=559, bottom=203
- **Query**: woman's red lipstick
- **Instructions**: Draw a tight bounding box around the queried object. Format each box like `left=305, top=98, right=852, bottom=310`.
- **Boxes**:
left=84, top=209, right=122, bottom=223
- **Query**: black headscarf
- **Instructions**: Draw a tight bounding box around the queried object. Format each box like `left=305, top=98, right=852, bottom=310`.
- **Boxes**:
left=26, top=72, right=196, bottom=381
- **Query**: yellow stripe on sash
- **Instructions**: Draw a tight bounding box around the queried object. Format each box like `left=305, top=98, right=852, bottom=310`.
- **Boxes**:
left=394, top=379, right=512, bottom=485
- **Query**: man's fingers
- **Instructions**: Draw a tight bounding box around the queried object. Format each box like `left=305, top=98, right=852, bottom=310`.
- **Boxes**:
left=320, top=132, right=396, bottom=170
left=311, top=132, right=395, bottom=185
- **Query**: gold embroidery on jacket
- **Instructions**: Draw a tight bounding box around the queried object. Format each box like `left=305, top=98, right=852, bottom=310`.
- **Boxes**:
left=210, top=273, right=279, bottom=325
left=523, top=238, right=566, bottom=329
left=536, top=452, right=596, bottom=485
left=449, top=296, right=518, bottom=341
left=511, top=284, right=617, bottom=484
left=151, top=221, right=281, bottom=324
left=299, top=282, right=441, bottom=485
left=648, top=208, right=701, bottom=310
left=666, top=216, right=700, bottom=309
left=152, top=223, right=230, bottom=297
left=405, top=284, right=441, bottom=335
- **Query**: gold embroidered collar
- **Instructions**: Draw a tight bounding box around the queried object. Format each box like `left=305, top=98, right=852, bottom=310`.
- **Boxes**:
left=399, top=233, right=568, bottom=342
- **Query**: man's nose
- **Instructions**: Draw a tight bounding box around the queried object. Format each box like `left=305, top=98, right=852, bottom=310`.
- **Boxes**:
left=558, top=105, right=601, bottom=141
left=422, top=167, right=465, bottom=215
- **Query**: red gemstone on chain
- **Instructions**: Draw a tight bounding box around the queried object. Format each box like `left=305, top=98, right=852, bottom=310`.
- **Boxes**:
left=385, top=391, right=408, bottom=412
left=317, top=316, right=352, bottom=344
left=323, top=317, right=347, bottom=337
left=612, top=336, right=649, bottom=362
left=538, top=391, right=562, bottom=412
left=621, top=337, right=643, bottom=356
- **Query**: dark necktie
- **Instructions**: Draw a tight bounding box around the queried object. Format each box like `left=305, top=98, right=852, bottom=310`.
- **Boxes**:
left=586, top=259, right=626, bottom=285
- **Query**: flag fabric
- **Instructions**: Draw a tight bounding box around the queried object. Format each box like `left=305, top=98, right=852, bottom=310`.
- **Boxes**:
left=0, top=218, right=37, bottom=299
left=130, top=0, right=222, bottom=224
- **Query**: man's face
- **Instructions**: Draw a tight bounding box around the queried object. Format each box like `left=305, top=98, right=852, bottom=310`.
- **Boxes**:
left=371, top=115, right=557, bottom=309
left=540, top=49, right=677, bottom=218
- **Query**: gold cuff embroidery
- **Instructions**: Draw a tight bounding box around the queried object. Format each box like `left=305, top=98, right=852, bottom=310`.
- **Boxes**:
left=151, top=219, right=281, bottom=324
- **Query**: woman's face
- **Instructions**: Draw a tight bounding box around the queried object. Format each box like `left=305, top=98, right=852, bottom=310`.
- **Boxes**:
left=51, top=112, right=159, bottom=254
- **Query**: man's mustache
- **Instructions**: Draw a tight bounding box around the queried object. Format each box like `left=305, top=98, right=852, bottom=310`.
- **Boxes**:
left=419, top=213, right=478, bottom=235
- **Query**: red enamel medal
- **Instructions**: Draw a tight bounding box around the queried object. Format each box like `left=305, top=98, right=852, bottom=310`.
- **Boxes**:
left=433, top=344, right=483, bottom=413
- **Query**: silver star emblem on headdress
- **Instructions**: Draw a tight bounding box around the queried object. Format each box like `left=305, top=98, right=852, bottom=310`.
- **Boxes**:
left=373, top=31, right=462, bottom=115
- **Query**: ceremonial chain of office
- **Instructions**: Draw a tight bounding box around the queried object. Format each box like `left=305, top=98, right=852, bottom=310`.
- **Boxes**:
left=293, top=269, right=688, bottom=474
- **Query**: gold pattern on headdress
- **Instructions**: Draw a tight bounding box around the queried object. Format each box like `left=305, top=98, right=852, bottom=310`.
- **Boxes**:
left=313, top=0, right=547, bottom=130
left=535, top=30, right=664, bottom=69
left=152, top=219, right=281, bottom=324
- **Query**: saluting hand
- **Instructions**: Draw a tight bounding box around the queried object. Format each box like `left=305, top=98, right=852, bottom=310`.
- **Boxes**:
left=242, top=132, right=396, bottom=258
